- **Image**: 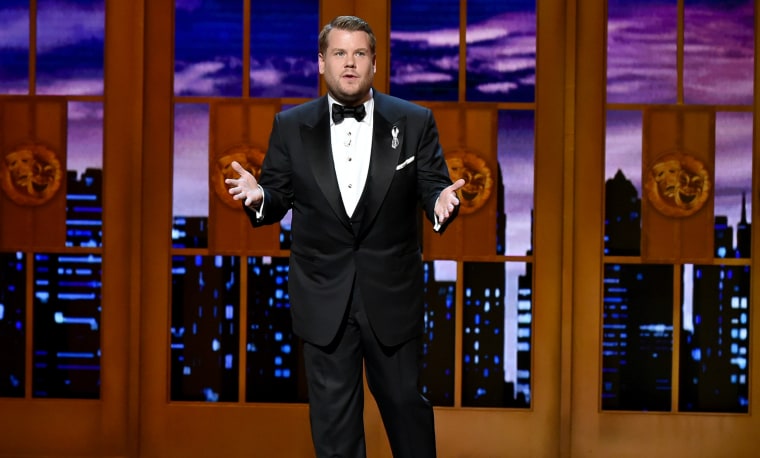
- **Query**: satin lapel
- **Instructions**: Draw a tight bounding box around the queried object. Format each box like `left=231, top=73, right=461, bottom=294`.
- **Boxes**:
left=360, top=111, right=405, bottom=234
left=301, top=114, right=351, bottom=226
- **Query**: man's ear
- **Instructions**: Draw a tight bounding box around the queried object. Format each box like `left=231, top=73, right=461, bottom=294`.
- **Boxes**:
left=318, top=53, right=325, bottom=74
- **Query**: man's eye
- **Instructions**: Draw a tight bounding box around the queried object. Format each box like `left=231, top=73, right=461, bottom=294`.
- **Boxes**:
left=356, top=52, right=365, bottom=57
left=335, top=51, right=345, bottom=56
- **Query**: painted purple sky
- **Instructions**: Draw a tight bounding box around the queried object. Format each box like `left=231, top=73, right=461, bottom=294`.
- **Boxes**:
left=390, top=0, right=536, bottom=102
left=0, top=0, right=105, bottom=95
left=607, top=0, right=754, bottom=105
left=607, top=2, right=678, bottom=103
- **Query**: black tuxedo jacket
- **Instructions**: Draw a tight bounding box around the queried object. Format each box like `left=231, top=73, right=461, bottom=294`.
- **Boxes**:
left=245, top=90, right=456, bottom=347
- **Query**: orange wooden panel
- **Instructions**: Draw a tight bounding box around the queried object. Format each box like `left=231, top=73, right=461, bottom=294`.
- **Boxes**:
left=0, top=98, right=67, bottom=251
left=641, top=107, right=715, bottom=262
left=209, top=100, right=281, bottom=253
left=424, top=105, right=499, bottom=258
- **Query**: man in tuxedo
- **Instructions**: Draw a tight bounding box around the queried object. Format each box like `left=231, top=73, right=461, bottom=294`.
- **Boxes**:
left=226, top=15, right=464, bottom=458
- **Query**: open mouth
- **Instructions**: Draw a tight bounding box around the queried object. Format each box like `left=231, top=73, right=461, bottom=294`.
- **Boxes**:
left=678, top=192, right=696, bottom=204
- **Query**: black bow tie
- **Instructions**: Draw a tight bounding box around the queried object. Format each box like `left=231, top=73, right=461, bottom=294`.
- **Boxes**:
left=332, top=103, right=366, bottom=124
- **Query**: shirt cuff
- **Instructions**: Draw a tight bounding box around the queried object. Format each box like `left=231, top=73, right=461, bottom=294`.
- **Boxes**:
left=254, top=185, right=264, bottom=221
left=433, top=197, right=441, bottom=232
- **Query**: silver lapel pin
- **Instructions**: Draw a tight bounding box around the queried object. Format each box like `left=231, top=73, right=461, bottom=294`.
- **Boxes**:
left=391, top=126, right=400, bottom=149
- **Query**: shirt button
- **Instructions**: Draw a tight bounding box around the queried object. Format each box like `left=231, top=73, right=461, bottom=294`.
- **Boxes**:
left=348, top=184, right=353, bottom=189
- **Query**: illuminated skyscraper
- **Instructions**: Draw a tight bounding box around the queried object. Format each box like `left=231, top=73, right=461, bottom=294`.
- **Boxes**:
left=170, top=255, right=240, bottom=402
left=0, top=252, right=26, bottom=398
left=514, top=261, right=532, bottom=405
left=462, top=261, right=507, bottom=406
left=31, top=169, right=104, bottom=399
left=420, top=260, right=456, bottom=406
left=246, top=256, right=306, bottom=403
left=601, top=262, right=673, bottom=411
left=679, top=196, right=751, bottom=412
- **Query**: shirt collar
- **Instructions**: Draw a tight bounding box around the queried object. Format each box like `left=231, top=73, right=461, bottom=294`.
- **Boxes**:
left=328, top=89, right=374, bottom=127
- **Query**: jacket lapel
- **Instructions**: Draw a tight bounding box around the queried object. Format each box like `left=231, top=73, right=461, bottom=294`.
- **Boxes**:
left=301, top=100, right=352, bottom=227
left=358, top=106, right=405, bottom=236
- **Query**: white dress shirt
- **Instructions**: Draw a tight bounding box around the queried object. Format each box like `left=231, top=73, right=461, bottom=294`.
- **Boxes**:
left=328, top=94, right=374, bottom=217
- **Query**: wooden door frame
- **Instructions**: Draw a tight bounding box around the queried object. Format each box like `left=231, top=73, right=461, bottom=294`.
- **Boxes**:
left=570, top=1, right=760, bottom=456
left=0, top=1, right=143, bottom=456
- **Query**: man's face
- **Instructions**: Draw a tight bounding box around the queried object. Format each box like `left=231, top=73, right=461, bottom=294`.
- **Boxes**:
left=319, top=29, right=376, bottom=106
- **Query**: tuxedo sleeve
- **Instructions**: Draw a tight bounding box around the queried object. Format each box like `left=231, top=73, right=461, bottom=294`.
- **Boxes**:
left=244, top=114, right=294, bottom=226
left=415, top=108, right=458, bottom=233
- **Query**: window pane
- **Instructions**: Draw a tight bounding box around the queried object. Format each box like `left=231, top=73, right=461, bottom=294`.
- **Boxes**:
left=37, top=0, right=105, bottom=96
left=714, top=112, right=752, bottom=258
left=607, top=0, right=677, bottom=104
left=171, top=255, right=240, bottom=402
left=605, top=110, right=753, bottom=260
left=175, top=0, right=243, bottom=97
left=0, top=0, right=30, bottom=94
left=499, top=110, right=534, bottom=256
left=602, top=263, right=673, bottom=412
left=605, top=110, right=643, bottom=256
left=390, top=0, right=459, bottom=101
left=173, top=103, right=210, bottom=249
left=466, top=0, right=535, bottom=102
left=250, top=0, right=319, bottom=98
left=0, top=252, right=25, bottom=398
left=420, top=260, right=456, bottom=406
left=67, top=102, right=103, bottom=248
left=245, top=256, right=305, bottom=403
left=33, top=252, right=102, bottom=399
left=680, top=264, right=750, bottom=412
left=684, top=0, right=754, bottom=105
left=462, top=261, right=532, bottom=408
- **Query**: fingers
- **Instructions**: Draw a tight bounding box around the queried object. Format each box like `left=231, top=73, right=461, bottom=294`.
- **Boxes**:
left=225, top=161, right=260, bottom=200
left=222, top=161, right=263, bottom=209
left=443, top=179, right=464, bottom=208
left=435, top=180, right=464, bottom=223
left=435, top=199, right=455, bottom=223
left=224, top=162, right=244, bottom=187
left=445, top=182, right=461, bottom=207
left=230, top=160, right=247, bottom=175
left=437, top=207, right=454, bottom=224
left=450, top=178, right=466, bottom=191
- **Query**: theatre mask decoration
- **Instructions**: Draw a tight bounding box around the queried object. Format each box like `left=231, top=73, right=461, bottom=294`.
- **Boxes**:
left=644, top=151, right=711, bottom=218
left=444, top=149, right=493, bottom=215
left=213, top=144, right=266, bottom=209
left=1, top=143, right=63, bottom=206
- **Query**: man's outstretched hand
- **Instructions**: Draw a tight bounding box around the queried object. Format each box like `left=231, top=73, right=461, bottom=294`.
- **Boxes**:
left=225, top=161, right=263, bottom=208
left=435, top=178, right=465, bottom=225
